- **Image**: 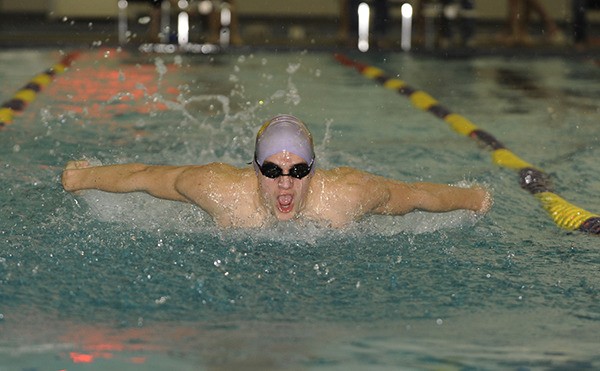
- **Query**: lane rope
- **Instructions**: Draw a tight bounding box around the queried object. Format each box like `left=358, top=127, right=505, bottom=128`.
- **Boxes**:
left=334, top=54, right=599, bottom=235
left=0, top=52, right=79, bottom=129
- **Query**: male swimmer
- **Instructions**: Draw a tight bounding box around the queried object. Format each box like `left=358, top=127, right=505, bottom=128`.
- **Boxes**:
left=62, top=114, right=492, bottom=228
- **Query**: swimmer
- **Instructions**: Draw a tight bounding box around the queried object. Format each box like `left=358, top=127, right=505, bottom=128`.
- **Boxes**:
left=62, top=114, right=492, bottom=228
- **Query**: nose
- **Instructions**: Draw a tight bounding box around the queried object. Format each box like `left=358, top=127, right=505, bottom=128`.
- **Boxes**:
left=278, top=174, right=293, bottom=189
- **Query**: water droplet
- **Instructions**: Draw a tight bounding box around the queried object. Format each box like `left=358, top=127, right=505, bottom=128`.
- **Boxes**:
left=174, top=55, right=183, bottom=66
left=286, top=63, right=301, bottom=74
left=155, top=296, right=169, bottom=304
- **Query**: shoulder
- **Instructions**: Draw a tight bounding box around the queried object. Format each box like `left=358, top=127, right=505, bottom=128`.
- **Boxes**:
left=318, top=167, right=383, bottom=189
left=175, top=163, right=258, bottom=217
left=315, top=166, right=388, bottom=203
left=305, top=167, right=390, bottom=224
left=321, top=167, right=415, bottom=207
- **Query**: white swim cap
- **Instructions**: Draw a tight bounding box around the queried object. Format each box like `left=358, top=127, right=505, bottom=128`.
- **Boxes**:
left=254, top=114, right=315, bottom=166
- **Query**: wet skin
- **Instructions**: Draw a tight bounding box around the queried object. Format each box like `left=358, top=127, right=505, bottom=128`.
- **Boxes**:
left=257, top=151, right=312, bottom=222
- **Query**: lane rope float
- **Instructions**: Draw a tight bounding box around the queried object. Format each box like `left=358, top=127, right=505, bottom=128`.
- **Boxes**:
left=0, top=52, right=79, bottom=129
left=334, top=54, right=600, bottom=235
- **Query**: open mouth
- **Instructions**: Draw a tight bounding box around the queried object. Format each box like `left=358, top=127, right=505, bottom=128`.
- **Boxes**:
left=277, top=194, right=294, bottom=213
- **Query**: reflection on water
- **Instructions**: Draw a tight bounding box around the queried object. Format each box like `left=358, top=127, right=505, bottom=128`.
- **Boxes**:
left=3, top=305, right=599, bottom=370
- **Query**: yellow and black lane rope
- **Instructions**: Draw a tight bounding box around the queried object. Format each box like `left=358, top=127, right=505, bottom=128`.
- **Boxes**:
left=0, top=52, right=79, bottom=129
left=334, top=54, right=599, bottom=235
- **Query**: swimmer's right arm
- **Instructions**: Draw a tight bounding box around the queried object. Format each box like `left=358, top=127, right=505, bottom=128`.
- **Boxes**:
left=61, top=160, right=191, bottom=202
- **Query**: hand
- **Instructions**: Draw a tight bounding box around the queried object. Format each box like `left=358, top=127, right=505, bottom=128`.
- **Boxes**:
left=62, top=160, right=91, bottom=192
left=65, top=160, right=90, bottom=170
left=475, top=187, right=493, bottom=214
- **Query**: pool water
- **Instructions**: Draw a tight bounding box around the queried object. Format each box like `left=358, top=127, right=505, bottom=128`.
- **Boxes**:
left=1, top=48, right=599, bottom=370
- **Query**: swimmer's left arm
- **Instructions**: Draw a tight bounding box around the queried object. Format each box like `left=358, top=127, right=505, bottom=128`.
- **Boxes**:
left=372, top=179, right=492, bottom=215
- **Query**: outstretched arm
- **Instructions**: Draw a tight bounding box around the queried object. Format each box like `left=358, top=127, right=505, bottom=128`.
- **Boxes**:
left=328, top=168, right=491, bottom=220
left=61, top=160, right=191, bottom=202
left=371, top=177, right=492, bottom=215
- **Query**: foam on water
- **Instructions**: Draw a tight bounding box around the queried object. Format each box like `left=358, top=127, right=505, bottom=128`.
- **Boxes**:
left=76, top=151, right=483, bottom=242
left=79, top=187, right=481, bottom=240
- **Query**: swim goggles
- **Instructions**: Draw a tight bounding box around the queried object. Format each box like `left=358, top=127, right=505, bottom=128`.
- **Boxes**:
left=255, top=157, right=314, bottom=179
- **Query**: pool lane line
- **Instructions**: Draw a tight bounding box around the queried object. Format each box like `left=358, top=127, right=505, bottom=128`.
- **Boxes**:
left=0, top=51, right=79, bottom=129
left=334, top=54, right=600, bottom=235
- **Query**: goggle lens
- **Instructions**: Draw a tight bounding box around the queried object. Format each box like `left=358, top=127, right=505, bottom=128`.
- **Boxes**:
left=258, top=160, right=313, bottom=179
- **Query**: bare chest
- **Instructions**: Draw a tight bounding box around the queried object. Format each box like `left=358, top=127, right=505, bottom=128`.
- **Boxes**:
left=301, top=184, right=365, bottom=228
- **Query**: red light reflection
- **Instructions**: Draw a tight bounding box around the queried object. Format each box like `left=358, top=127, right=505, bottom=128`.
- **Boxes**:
left=69, top=352, right=95, bottom=363
left=57, top=321, right=184, bottom=367
left=46, top=49, right=180, bottom=121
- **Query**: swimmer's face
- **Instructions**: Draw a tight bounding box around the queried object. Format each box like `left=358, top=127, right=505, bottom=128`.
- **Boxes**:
left=257, top=151, right=313, bottom=221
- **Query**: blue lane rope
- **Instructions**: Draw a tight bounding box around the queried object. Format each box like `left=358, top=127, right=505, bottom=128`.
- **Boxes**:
left=0, top=52, right=79, bottom=129
left=334, top=54, right=599, bottom=235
